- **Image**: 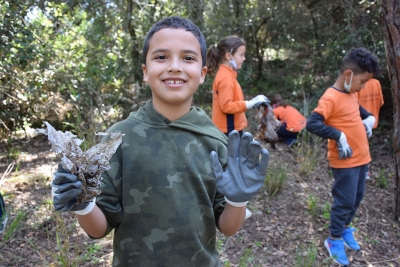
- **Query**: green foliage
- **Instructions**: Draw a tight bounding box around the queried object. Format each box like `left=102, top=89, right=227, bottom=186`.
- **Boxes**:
left=376, top=168, right=388, bottom=188
left=0, top=0, right=389, bottom=140
left=238, top=248, right=256, bottom=267
left=80, top=243, right=102, bottom=264
left=365, top=237, right=379, bottom=245
left=321, top=202, right=331, bottom=221
left=0, top=209, right=26, bottom=245
left=296, top=133, right=322, bottom=176
left=307, top=195, right=318, bottom=216
left=50, top=212, right=106, bottom=266
left=263, top=162, right=287, bottom=197
left=6, top=147, right=20, bottom=160
left=295, top=242, right=318, bottom=267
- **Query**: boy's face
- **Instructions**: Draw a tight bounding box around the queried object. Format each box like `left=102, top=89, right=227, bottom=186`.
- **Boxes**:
left=142, top=28, right=207, bottom=110
left=346, top=70, right=374, bottom=94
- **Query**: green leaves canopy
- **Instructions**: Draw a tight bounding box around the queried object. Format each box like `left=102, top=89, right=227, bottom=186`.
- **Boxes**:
left=0, top=0, right=385, bottom=139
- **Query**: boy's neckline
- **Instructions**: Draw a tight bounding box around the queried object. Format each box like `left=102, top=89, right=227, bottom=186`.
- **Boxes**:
left=331, top=86, right=348, bottom=93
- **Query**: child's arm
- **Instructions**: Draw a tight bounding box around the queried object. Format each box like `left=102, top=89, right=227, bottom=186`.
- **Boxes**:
left=77, top=206, right=107, bottom=238
left=306, top=112, right=353, bottom=159
left=218, top=204, right=246, bottom=236
left=359, top=105, right=373, bottom=120
left=306, top=112, right=340, bottom=140
left=210, top=131, right=269, bottom=236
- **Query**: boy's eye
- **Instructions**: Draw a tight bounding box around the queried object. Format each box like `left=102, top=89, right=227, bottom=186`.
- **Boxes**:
left=184, top=56, right=195, bottom=61
left=155, top=55, right=167, bottom=60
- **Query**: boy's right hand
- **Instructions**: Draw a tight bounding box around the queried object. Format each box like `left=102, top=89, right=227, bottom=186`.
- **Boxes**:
left=337, top=132, right=353, bottom=160
left=52, top=163, right=95, bottom=215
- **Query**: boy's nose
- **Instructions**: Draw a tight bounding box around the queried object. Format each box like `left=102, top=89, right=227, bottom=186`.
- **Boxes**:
left=167, top=59, right=182, bottom=72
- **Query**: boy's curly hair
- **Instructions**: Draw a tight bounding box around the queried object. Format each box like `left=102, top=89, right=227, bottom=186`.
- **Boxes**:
left=340, top=47, right=381, bottom=76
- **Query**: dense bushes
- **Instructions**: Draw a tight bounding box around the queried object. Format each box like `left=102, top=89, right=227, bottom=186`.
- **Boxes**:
left=0, top=0, right=387, bottom=140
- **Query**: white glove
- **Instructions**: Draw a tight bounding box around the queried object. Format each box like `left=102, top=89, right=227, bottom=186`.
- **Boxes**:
left=337, top=132, right=353, bottom=160
left=362, top=115, right=376, bottom=138
left=246, top=95, right=270, bottom=109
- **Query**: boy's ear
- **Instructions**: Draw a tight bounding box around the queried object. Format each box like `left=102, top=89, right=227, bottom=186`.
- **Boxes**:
left=199, top=66, right=207, bottom=84
left=142, top=64, right=148, bottom=83
left=343, top=69, right=353, bottom=79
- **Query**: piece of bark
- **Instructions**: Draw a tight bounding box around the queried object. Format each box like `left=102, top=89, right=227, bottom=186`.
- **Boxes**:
left=35, top=121, right=124, bottom=203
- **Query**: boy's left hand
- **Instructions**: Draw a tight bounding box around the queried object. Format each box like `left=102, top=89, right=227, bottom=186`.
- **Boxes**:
left=210, top=131, right=269, bottom=204
left=362, top=115, right=376, bottom=138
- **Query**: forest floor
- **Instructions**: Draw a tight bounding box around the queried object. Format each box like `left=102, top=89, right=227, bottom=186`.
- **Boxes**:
left=0, top=124, right=399, bottom=267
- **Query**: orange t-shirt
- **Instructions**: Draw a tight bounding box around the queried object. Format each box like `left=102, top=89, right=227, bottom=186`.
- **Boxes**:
left=357, top=78, right=384, bottom=128
left=313, top=88, right=370, bottom=168
left=211, top=64, right=248, bottom=133
left=273, top=105, right=306, bottom=132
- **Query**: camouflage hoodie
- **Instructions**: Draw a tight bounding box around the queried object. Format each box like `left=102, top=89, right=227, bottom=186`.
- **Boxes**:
left=96, top=100, right=228, bottom=267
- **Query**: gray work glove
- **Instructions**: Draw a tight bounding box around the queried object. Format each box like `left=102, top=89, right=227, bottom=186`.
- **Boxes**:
left=210, top=131, right=270, bottom=205
left=362, top=115, right=376, bottom=138
left=52, top=163, right=95, bottom=215
left=336, top=132, right=353, bottom=160
left=246, top=95, right=270, bottom=109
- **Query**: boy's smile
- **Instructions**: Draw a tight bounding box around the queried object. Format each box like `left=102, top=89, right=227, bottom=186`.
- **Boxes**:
left=142, top=28, right=207, bottom=120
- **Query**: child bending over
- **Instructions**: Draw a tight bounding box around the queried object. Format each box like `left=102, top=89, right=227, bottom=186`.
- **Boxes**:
left=269, top=93, right=306, bottom=146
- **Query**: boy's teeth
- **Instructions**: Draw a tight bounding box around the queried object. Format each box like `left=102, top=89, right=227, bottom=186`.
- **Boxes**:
left=166, top=80, right=183, bottom=84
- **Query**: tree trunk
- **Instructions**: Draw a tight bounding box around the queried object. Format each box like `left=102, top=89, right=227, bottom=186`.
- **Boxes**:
left=380, top=0, right=400, bottom=221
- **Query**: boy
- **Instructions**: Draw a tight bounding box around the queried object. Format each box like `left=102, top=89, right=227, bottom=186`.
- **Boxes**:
left=306, top=47, right=380, bottom=265
left=357, top=78, right=384, bottom=179
left=51, top=16, right=269, bottom=267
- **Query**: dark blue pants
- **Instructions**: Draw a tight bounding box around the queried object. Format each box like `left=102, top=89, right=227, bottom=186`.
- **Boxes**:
left=276, top=123, right=299, bottom=139
left=277, top=123, right=299, bottom=145
left=329, top=164, right=367, bottom=238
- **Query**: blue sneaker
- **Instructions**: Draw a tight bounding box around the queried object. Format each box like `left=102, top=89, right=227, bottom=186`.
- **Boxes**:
left=324, top=237, right=349, bottom=266
left=342, top=227, right=360, bottom=250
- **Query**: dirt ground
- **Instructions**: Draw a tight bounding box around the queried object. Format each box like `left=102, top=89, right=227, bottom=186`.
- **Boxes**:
left=0, top=127, right=399, bottom=267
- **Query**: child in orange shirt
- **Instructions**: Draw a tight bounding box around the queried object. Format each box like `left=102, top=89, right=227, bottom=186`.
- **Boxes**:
left=306, top=47, right=380, bottom=265
left=357, top=78, right=384, bottom=179
left=357, top=78, right=384, bottom=128
left=206, top=36, right=269, bottom=136
left=269, top=93, right=306, bottom=146
left=206, top=36, right=269, bottom=219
